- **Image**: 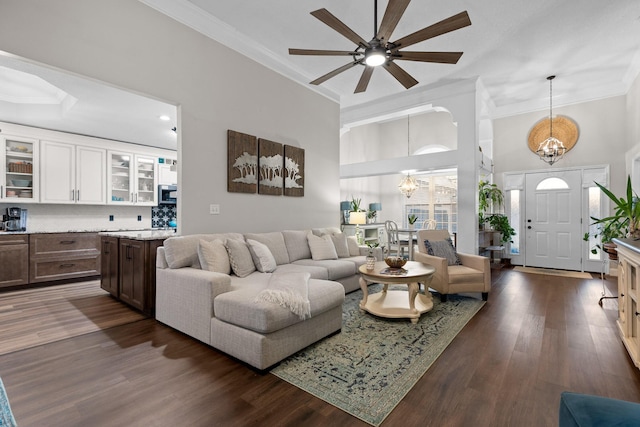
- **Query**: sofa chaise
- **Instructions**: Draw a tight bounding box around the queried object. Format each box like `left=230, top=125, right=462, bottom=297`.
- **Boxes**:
left=155, top=228, right=381, bottom=370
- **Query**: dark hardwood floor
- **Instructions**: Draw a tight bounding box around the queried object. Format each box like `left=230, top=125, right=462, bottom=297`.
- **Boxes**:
left=1, top=268, right=640, bottom=426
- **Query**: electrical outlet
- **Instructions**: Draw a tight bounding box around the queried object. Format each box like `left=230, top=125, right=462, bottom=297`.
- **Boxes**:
left=109, top=215, right=114, bottom=221
left=209, top=204, right=220, bottom=215
left=137, top=215, right=142, bottom=221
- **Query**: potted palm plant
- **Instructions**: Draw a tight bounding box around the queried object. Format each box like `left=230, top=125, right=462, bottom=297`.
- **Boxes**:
left=585, top=175, right=640, bottom=259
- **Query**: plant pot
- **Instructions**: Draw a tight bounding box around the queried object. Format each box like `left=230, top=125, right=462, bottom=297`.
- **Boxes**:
left=366, top=255, right=376, bottom=270
left=603, top=242, right=618, bottom=260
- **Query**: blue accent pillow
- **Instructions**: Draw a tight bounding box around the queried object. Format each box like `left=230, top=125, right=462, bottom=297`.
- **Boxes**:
left=424, top=238, right=461, bottom=266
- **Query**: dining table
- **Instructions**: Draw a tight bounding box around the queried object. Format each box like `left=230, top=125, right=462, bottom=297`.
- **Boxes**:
left=397, top=228, right=419, bottom=260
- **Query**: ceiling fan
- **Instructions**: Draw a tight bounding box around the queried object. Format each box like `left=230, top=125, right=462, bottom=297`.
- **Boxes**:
left=289, top=0, right=471, bottom=93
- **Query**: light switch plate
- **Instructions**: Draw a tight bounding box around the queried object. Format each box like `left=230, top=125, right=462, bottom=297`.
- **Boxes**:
left=209, top=204, right=220, bottom=215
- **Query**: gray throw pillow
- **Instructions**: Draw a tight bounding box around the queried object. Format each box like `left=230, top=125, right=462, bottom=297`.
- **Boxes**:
left=424, top=238, right=461, bottom=266
left=225, top=239, right=256, bottom=277
left=330, top=233, right=350, bottom=258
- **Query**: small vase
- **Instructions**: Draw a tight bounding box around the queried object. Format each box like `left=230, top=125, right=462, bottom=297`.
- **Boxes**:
left=409, top=223, right=415, bottom=230
left=366, top=255, right=376, bottom=270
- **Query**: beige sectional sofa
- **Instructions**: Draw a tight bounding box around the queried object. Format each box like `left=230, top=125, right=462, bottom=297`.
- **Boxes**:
left=155, top=228, right=381, bottom=370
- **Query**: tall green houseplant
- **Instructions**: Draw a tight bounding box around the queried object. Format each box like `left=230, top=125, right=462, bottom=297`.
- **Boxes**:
left=590, top=176, right=640, bottom=239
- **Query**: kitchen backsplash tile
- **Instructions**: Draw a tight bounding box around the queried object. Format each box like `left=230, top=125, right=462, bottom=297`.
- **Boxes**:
left=0, top=203, right=152, bottom=232
left=152, top=205, right=177, bottom=229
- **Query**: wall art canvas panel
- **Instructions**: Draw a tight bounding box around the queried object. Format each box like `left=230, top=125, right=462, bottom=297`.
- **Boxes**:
left=284, top=145, right=305, bottom=197
left=227, top=130, right=257, bottom=193
left=258, top=138, right=284, bottom=196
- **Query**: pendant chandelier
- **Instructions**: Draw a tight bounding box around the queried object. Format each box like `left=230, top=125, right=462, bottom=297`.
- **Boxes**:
left=398, top=115, right=418, bottom=198
left=536, top=75, right=566, bottom=165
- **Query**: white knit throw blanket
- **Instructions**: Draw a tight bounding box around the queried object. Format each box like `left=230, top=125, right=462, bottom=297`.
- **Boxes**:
left=255, top=272, right=311, bottom=320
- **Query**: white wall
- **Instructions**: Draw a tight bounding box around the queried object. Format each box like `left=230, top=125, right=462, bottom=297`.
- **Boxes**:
left=493, top=96, right=628, bottom=195
left=0, top=0, right=340, bottom=234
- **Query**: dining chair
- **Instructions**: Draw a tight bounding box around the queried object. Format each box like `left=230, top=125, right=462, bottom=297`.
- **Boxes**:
left=422, top=219, right=437, bottom=230
left=384, top=220, right=410, bottom=258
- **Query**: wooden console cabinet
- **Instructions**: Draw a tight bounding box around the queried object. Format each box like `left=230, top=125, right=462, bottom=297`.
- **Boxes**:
left=0, top=234, right=29, bottom=288
left=29, top=232, right=100, bottom=283
left=613, top=238, right=640, bottom=370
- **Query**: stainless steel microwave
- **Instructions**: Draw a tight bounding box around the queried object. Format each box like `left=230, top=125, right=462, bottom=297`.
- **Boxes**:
left=158, top=185, right=177, bottom=205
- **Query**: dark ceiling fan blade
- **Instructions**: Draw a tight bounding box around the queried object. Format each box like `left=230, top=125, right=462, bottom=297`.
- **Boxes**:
left=310, top=60, right=362, bottom=85
left=390, top=11, right=471, bottom=51
left=354, top=67, right=374, bottom=93
left=289, top=48, right=360, bottom=56
left=311, top=9, right=370, bottom=48
left=393, top=51, right=463, bottom=64
left=376, top=0, right=411, bottom=42
left=383, top=61, right=418, bottom=89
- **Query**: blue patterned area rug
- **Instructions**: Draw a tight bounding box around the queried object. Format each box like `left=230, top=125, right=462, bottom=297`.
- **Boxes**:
left=0, top=377, right=17, bottom=427
left=271, top=284, right=485, bottom=426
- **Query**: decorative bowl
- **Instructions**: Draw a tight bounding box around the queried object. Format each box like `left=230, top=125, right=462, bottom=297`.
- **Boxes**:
left=11, top=179, right=32, bottom=187
left=384, top=257, right=407, bottom=269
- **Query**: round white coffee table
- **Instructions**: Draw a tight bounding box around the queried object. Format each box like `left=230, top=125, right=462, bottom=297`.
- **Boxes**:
left=358, top=261, right=436, bottom=324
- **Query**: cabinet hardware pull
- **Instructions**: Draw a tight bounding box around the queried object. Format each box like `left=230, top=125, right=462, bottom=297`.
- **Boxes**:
left=60, top=263, right=75, bottom=268
left=77, top=189, right=80, bottom=201
left=636, top=311, right=640, bottom=317
left=621, top=293, right=625, bottom=297
left=104, top=241, right=110, bottom=254
left=60, top=240, right=76, bottom=244
left=71, top=189, right=75, bottom=201
left=1, top=185, right=3, bottom=198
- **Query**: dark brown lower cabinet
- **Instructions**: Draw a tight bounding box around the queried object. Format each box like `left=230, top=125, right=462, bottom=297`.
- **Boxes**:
left=0, top=234, right=29, bottom=288
left=101, top=237, right=163, bottom=316
left=29, top=233, right=100, bottom=283
left=100, top=236, right=119, bottom=297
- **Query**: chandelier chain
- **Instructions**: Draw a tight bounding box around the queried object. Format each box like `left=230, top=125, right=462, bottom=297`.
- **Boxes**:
left=548, top=75, right=554, bottom=138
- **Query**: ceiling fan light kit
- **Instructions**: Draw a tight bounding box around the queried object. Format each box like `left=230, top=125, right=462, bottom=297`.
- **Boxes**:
left=289, top=0, right=471, bottom=93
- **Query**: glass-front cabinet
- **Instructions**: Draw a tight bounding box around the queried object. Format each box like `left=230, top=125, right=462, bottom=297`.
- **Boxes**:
left=108, top=151, right=157, bottom=206
left=1, top=135, right=39, bottom=203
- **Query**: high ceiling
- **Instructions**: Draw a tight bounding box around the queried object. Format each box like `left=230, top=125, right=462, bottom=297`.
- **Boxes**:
left=145, top=0, right=640, bottom=117
left=2, top=0, right=639, bottom=151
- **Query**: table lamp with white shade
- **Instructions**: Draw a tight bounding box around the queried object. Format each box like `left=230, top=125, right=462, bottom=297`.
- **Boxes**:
left=349, top=211, right=367, bottom=244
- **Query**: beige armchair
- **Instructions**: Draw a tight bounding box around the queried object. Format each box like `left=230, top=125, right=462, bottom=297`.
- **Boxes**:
left=414, top=229, right=490, bottom=302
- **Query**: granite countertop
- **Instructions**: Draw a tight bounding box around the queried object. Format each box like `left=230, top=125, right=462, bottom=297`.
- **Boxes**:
left=0, top=228, right=178, bottom=240
left=98, top=229, right=178, bottom=240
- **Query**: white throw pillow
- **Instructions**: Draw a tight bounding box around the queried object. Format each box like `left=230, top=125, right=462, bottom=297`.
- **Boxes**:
left=330, top=233, right=350, bottom=258
left=307, top=233, right=338, bottom=261
left=225, top=239, right=256, bottom=278
left=246, top=239, right=277, bottom=273
left=197, top=239, right=231, bottom=274
left=346, top=236, right=361, bottom=256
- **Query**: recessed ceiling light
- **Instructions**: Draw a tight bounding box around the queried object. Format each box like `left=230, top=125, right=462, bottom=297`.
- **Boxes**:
left=159, top=115, right=170, bottom=121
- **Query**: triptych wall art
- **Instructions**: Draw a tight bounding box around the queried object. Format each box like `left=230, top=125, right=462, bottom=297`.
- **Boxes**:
left=227, top=130, right=304, bottom=197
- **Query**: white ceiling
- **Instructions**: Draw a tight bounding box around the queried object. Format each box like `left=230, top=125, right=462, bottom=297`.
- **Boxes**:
left=2, top=0, right=640, bottom=150
left=0, top=52, right=178, bottom=151
left=145, top=0, right=640, bottom=118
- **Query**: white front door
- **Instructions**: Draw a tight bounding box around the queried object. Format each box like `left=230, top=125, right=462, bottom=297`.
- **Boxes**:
left=524, top=170, right=582, bottom=270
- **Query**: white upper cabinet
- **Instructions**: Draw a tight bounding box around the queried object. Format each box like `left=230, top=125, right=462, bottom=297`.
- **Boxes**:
left=40, top=140, right=106, bottom=204
left=1, top=135, right=39, bottom=203
left=108, top=151, right=157, bottom=206
left=158, top=158, right=177, bottom=185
